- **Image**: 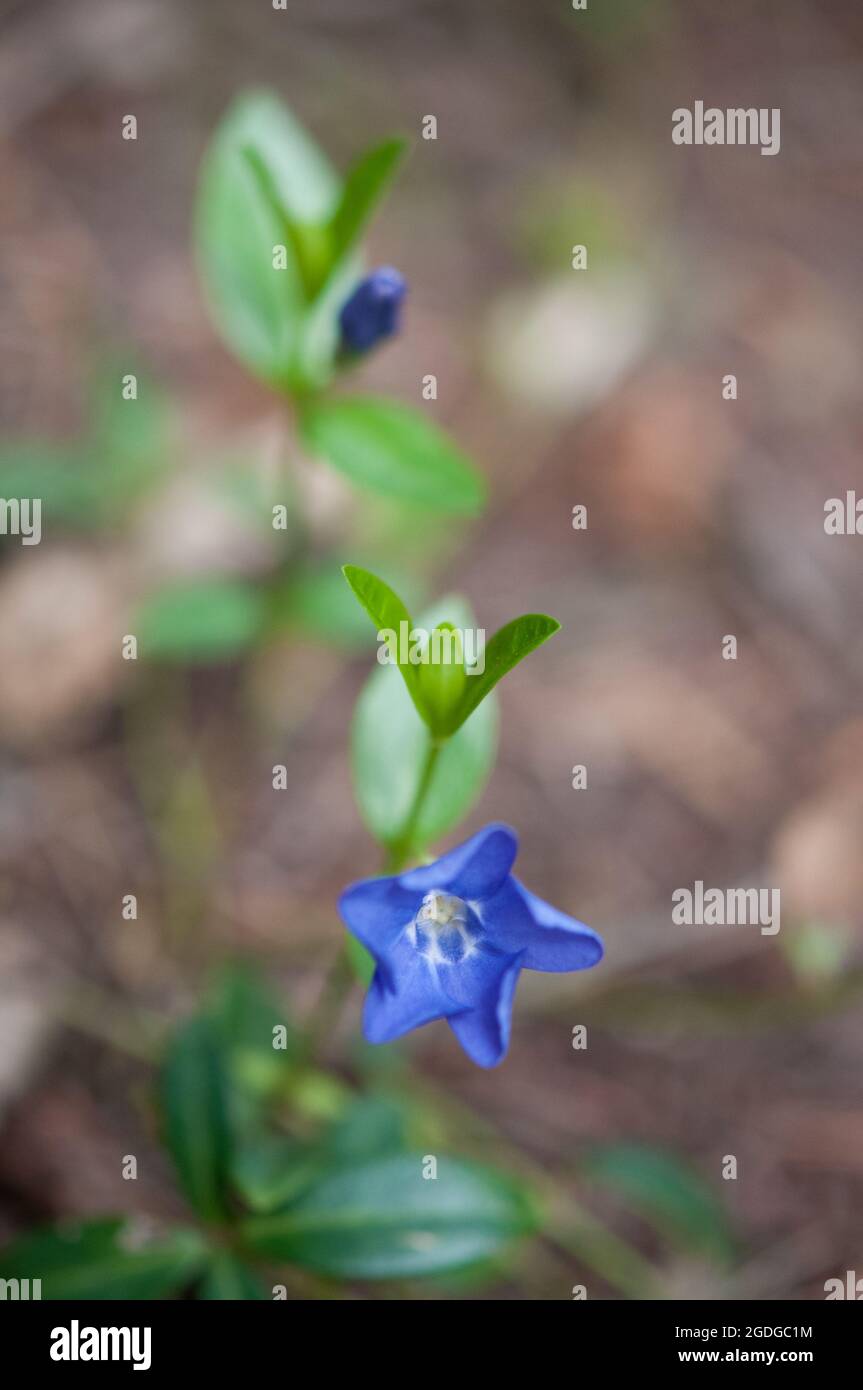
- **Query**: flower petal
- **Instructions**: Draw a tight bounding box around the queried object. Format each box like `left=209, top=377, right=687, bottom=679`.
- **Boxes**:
left=399, top=823, right=518, bottom=901
left=338, top=876, right=418, bottom=989
left=363, top=945, right=463, bottom=1045
left=487, top=879, right=603, bottom=972
left=446, top=951, right=523, bottom=1068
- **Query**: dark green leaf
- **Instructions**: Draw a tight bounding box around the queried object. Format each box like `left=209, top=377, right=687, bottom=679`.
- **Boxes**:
left=352, top=596, right=497, bottom=848
left=231, top=1136, right=320, bottom=1214
left=0, top=1218, right=208, bottom=1300
left=160, top=1016, right=231, bottom=1223
left=442, top=612, right=560, bottom=734
left=136, top=578, right=266, bottom=664
left=240, top=1153, right=536, bottom=1279
left=322, top=1095, right=408, bottom=1164
left=301, top=397, right=485, bottom=514
left=206, top=962, right=297, bottom=1148
left=198, top=1252, right=269, bottom=1300
left=583, top=1143, right=734, bottom=1263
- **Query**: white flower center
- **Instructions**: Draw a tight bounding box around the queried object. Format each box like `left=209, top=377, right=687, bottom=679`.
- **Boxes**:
left=416, top=890, right=466, bottom=930
left=408, top=890, right=477, bottom=966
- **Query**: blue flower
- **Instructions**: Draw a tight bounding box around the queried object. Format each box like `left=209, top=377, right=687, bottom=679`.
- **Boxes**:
left=338, top=267, right=406, bottom=353
left=338, top=823, right=603, bottom=1068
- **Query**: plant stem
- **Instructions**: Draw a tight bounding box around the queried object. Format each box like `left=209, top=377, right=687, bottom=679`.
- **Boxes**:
left=384, top=735, right=443, bottom=874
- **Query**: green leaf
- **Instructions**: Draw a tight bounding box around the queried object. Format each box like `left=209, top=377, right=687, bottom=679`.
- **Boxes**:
left=136, top=578, right=266, bottom=664
left=160, top=1016, right=231, bottom=1223
left=240, top=1154, right=535, bottom=1279
left=351, top=596, right=497, bottom=848
left=0, top=1219, right=208, bottom=1300
left=241, top=148, right=332, bottom=301
left=231, top=1136, right=321, bottom=1214
left=301, top=397, right=485, bottom=514
left=0, top=446, right=95, bottom=528
left=323, top=1095, right=408, bottom=1164
left=342, top=564, right=425, bottom=718
left=206, top=962, right=297, bottom=1148
left=583, top=1143, right=734, bottom=1264
left=89, top=365, right=169, bottom=517
left=328, top=137, right=407, bottom=270
left=199, top=1252, right=269, bottom=1300
left=208, top=963, right=297, bottom=1088
left=274, top=562, right=417, bottom=649
left=442, top=612, right=560, bottom=735
left=415, top=622, right=467, bottom=729
left=195, top=90, right=339, bottom=386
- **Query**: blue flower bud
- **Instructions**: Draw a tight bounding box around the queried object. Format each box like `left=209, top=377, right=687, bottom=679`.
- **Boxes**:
left=338, top=267, right=406, bottom=354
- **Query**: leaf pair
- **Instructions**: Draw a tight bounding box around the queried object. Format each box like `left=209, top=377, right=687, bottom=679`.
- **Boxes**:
left=343, top=564, right=560, bottom=740
left=196, top=91, right=485, bottom=513
left=196, top=90, right=402, bottom=394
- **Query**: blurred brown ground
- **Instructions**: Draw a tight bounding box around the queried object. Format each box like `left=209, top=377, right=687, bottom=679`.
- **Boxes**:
left=0, top=0, right=862, bottom=1297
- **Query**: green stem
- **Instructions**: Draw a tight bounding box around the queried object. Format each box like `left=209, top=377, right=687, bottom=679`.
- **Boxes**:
left=384, top=735, right=443, bottom=874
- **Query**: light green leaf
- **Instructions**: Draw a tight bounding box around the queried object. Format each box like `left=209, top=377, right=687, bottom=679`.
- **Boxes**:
left=273, top=562, right=414, bottom=649
left=240, top=1153, right=535, bottom=1279
left=136, top=578, right=266, bottom=664
left=89, top=366, right=169, bottom=515
left=583, top=1143, right=734, bottom=1263
left=342, top=563, right=425, bottom=718
left=160, top=1016, right=231, bottom=1223
left=442, top=612, right=560, bottom=735
left=195, top=90, right=339, bottom=386
left=301, top=397, right=486, bottom=514
left=415, top=622, right=467, bottom=729
left=351, top=596, right=497, bottom=847
left=0, top=1218, right=208, bottom=1300
left=199, top=1252, right=269, bottom=1300
left=328, top=137, right=407, bottom=270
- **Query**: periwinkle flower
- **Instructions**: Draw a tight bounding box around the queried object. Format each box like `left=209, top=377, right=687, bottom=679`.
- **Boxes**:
left=339, top=824, right=603, bottom=1068
left=338, top=266, right=406, bottom=353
